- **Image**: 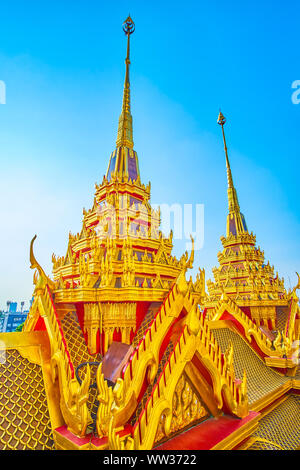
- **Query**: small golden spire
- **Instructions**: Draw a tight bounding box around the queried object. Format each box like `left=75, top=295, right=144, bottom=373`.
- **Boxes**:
left=217, top=111, right=248, bottom=237
left=116, top=16, right=135, bottom=149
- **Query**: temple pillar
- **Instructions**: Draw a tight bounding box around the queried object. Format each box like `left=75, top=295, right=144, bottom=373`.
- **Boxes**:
left=84, top=302, right=101, bottom=354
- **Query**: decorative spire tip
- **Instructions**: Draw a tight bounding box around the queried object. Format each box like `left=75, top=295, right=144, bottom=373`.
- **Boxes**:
left=123, top=16, right=135, bottom=35
left=217, top=110, right=226, bottom=126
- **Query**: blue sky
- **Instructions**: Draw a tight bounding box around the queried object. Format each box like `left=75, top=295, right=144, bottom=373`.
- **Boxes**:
left=0, top=0, right=299, bottom=309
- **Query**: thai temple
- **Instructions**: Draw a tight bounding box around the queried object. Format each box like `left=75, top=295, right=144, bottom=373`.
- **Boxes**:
left=0, top=17, right=299, bottom=451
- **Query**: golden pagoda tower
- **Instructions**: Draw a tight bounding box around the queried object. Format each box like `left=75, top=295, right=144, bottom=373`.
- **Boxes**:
left=197, top=112, right=300, bottom=451
left=205, top=111, right=288, bottom=331
left=49, top=16, right=196, bottom=357
left=203, top=111, right=300, bottom=375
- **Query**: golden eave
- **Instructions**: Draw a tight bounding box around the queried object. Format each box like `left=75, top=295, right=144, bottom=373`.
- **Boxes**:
left=53, top=260, right=182, bottom=280
left=95, top=179, right=151, bottom=201
left=67, top=235, right=172, bottom=256
left=204, top=297, right=288, bottom=310
left=53, top=286, right=171, bottom=303
left=221, top=232, right=256, bottom=248
left=84, top=207, right=160, bottom=230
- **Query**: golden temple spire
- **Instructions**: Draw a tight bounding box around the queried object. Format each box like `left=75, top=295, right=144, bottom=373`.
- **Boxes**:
left=106, top=16, right=140, bottom=182
left=217, top=111, right=248, bottom=237
left=116, top=16, right=135, bottom=149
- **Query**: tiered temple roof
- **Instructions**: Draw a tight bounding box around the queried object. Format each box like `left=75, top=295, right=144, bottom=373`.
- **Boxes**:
left=50, top=16, right=197, bottom=355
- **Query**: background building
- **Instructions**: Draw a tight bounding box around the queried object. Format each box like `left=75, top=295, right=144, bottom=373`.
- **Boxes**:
left=0, top=301, right=30, bottom=333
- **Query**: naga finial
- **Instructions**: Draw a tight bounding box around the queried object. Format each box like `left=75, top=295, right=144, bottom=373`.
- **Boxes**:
left=183, top=235, right=194, bottom=271
left=187, top=235, right=195, bottom=269
left=30, top=235, right=55, bottom=290
left=293, top=272, right=300, bottom=292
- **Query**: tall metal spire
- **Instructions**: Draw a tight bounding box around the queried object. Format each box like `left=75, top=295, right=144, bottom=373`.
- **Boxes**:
left=217, top=111, right=248, bottom=237
left=116, top=16, right=135, bottom=149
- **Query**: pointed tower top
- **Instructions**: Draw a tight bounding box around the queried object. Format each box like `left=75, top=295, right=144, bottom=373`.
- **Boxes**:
left=217, top=111, right=248, bottom=237
left=116, top=16, right=135, bottom=149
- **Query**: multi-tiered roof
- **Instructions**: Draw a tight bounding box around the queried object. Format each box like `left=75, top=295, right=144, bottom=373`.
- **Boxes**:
left=50, top=16, right=195, bottom=355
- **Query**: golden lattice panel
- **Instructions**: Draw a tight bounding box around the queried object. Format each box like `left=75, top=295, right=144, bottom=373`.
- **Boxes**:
left=249, top=395, right=300, bottom=450
left=212, top=328, right=289, bottom=405
left=61, top=311, right=102, bottom=368
left=275, top=306, right=289, bottom=332
left=248, top=439, right=282, bottom=450
left=0, top=349, right=55, bottom=450
left=132, top=303, right=161, bottom=348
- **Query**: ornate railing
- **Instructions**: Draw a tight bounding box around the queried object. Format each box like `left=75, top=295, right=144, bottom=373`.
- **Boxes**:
left=96, top=273, right=193, bottom=430
left=131, top=305, right=248, bottom=450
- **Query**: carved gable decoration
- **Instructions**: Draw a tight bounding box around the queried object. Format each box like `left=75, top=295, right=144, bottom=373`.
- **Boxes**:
left=154, top=372, right=209, bottom=444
